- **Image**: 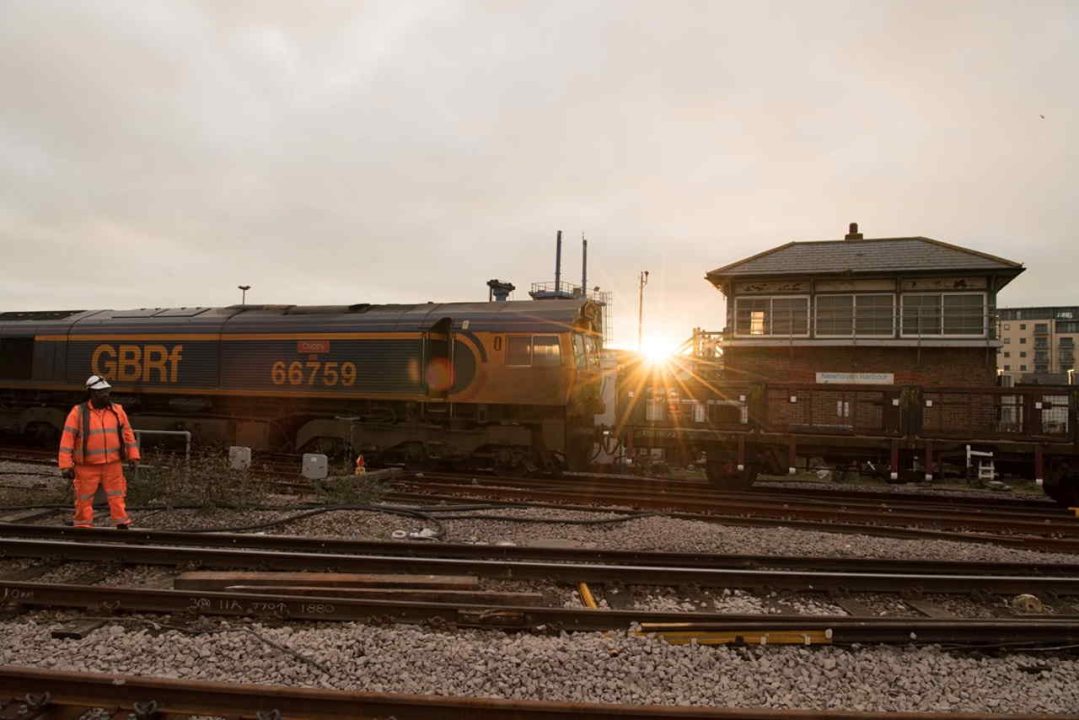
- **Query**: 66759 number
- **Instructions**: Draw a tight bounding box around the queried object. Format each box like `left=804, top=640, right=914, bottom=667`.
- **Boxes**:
left=271, top=360, right=357, bottom=386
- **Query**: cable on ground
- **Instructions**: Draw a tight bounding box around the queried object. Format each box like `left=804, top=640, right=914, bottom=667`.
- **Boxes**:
left=64, top=615, right=333, bottom=675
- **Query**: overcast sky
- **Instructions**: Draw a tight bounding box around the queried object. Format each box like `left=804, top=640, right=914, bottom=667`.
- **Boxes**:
left=1, top=1, right=1076, bottom=348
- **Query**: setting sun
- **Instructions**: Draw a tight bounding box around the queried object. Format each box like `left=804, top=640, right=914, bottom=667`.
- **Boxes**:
left=640, top=336, right=679, bottom=366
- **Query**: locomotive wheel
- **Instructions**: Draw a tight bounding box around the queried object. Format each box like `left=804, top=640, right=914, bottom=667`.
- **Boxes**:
left=24, top=421, right=59, bottom=448
left=493, top=447, right=530, bottom=477
left=299, top=436, right=349, bottom=460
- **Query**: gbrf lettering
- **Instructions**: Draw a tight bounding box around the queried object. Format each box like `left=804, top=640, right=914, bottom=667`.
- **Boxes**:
left=91, top=344, right=183, bottom=383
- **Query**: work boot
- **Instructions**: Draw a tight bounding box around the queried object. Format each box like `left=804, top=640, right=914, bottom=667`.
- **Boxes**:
left=116, top=524, right=130, bottom=530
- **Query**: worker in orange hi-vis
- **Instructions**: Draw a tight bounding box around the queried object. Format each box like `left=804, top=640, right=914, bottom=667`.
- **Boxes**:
left=58, top=375, right=141, bottom=529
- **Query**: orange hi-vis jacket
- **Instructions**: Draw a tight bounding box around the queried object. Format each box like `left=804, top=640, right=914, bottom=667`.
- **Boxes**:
left=58, top=402, right=141, bottom=469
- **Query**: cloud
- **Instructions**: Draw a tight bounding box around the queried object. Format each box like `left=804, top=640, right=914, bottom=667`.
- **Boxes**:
left=1, top=0, right=1076, bottom=342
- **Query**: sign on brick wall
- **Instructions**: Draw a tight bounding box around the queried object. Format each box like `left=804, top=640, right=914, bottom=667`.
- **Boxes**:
left=816, top=372, right=894, bottom=385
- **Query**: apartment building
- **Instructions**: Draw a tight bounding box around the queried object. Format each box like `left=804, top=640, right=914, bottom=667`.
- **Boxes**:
left=997, top=306, right=1079, bottom=384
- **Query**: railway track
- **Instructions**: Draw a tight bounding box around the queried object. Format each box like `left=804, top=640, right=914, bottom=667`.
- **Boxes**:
left=8, top=535, right=1079, bottom=596
left=2, top=526, right=1079, bottom=645
left=406, top=472, right=1074, bottom=524
left=5, top=451, right=1079, bottom=554
left=1, top=447, right=1062, bottom=513
left=5, top=522, right=1079, bottom=577
left=6, top=666, right=1071, bottom=720
left=389, top=473, right=1079, bottom=553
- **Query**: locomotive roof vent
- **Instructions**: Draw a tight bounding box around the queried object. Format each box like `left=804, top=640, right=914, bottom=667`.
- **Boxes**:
left=845, top=222, right=864, bottom=240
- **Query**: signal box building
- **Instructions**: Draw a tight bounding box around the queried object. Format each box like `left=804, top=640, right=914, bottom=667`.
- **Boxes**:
left=705, top=224, right=1024, bottom=388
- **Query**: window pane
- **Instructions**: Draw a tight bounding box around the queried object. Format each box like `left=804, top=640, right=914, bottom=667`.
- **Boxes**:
left=855, top=294, right=894, bottom=336
left=942, top=294, right=984, bottom=335
left=572, top=334, right=586, bottom=369
left=750, top=311, right=766, bottom=335
left=645, top=396, right=665, bottom=421
left=532, top=335, right=562, bottom=367
left=902, top=294, right=941, bottom=335
left=816, top=295, right=853, bottom=336
left=507, top=336, right=531, bottom=365
left=583, top=336, right=601, bottom=367
left=735, top=298, right=769, bottom=335
left=771, top=297, right=808, bottom=335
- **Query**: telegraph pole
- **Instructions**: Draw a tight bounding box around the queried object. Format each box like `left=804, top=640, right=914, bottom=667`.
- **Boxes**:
left=637, top=270, right=649, bottom=350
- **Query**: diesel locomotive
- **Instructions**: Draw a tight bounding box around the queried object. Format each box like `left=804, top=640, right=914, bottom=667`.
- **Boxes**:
left=0, top=299, right=605, bottom=473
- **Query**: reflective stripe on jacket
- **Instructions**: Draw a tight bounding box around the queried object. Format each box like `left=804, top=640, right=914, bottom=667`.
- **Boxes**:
left=58, top=402, right=141, bottom=469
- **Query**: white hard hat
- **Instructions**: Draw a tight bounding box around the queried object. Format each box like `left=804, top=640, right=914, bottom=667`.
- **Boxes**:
left=85, top=375, right=112, bottom=391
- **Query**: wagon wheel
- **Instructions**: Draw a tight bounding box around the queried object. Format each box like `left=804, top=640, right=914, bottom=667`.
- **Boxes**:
left=704, top=447, right=751, bottom=491
left=1044, top=459, right=1079, bottom=507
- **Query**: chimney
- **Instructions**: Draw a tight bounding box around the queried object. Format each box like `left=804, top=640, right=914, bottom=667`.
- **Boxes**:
left=845, top=222, right=863, bottom=240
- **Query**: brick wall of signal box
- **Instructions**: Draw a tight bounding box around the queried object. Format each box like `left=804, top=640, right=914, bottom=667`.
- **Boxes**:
left=721, top=346, right=997, bottom=388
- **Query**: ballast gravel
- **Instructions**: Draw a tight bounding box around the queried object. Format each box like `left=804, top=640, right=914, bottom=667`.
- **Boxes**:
left=754, top=477, right=1052, bottom=502
left=1, top=618, right=1076, bottom=713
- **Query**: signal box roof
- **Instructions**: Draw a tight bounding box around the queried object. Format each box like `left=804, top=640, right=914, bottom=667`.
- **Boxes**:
left=706, top=235, right=1023, bottom=285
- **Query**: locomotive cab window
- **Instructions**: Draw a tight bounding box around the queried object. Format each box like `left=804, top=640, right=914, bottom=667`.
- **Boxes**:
left=533, top=335, right=561, bottom=367
left=505, top=335, right=562, bottom=367
left=506, top=336, right=531, bottom=366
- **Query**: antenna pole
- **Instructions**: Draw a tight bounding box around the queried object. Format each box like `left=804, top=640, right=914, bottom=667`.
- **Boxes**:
left=581, top=235, right=588, bottom=297
left=554, top=230, right=563, bottom=294
left=637, top=271, right=649, bottom=350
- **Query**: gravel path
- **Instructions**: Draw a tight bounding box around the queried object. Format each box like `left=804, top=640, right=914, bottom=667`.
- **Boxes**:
left=1, top=618, right=1076, bottom=713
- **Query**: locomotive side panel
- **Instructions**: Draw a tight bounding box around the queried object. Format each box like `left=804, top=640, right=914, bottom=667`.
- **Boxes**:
left=219, top=337, right=428, bottom=396
left=65, top=337, right=220, bottom=390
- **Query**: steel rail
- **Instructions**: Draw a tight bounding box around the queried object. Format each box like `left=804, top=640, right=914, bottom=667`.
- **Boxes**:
left=566, top=472, right=1062, bottom=512
left=3, top=537, right=1079, bottom=595
left=387, top=488, right=1079, bottom=555
left=389, top=485, right=1079, bottom=551
left=433, top=472, right=1065, bottom=517
left=3, top=581, right=1079, bottom=643
left=5, top=666, right=1073, bottom=720
left=396, top=477, right=1079, bottom=536
left=3, top=523, right=1079, bottom=578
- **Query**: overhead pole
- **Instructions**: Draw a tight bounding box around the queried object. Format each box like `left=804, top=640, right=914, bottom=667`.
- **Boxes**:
left=554, top=230, right=563, bottom=294
left=637, top=270, right=650, bottom=350
left=581, top=235, right=588, bottom=298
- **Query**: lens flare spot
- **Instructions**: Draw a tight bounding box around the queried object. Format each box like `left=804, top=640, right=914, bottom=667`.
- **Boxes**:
left=426, top=357, right=454, bottom=392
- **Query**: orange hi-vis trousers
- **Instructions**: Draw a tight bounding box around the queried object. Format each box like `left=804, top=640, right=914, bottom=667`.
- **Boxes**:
left=73, top=461, right=131, bottom=528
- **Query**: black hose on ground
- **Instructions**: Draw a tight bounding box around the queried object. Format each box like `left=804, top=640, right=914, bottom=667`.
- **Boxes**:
left=430, top=511, right=656, bottom=525
left=0, top=498, right=647, bottom=538
left=174, top=504, right=447, bottom=540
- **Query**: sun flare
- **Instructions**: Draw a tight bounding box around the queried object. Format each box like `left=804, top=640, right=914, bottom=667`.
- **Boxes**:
left=639, top=336, right=679, bottom=366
